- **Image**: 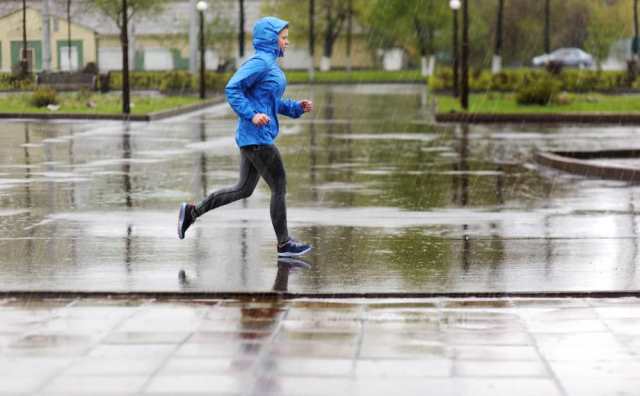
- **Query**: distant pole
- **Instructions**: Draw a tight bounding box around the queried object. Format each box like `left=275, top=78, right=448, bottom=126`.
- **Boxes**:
left=42, top=0, right=52, bottom=72
left=197, top=1, right=208, bottom=99
left=492, top=0, right=503, bottom=74
left=461, top=0, right=469, bottom=110
left=450, top=0, right=460, bottom=97
left=21, top=0, right=28, bottom=75
left=309, top=0, right=315, bottom=80
left=122, top=0, right=130, bottom=114
left=634, top=0, right=639, bottom=60
left=199, top=7, right=206, bottom=99
left=238, top=0, right=245, bottom=60
left=346, top=0, right=352, bottom=73
left=544, top=0, right=550, bottom=54
left=67, top=0, right=72, bottom=70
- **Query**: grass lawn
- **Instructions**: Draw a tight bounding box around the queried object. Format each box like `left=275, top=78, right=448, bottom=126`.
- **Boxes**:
left=435, top=93, right=640, bottom=113
left=0, top=92, right=203, bottom=114
left=287, top=69, right=425, bottom=83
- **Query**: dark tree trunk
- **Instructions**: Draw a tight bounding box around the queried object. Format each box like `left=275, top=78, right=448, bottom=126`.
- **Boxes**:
left=67, top=0, right=72, bottom=70
left=122, top=0, right=130, bottom=114
left=544, top=0, right=550, bottom=54
left=21, top=0, right=28, bottom=75
left=238, top=0, right=245, bottom=58
left=634, top=0, right=639, bottom=57
left=452, top=8, right=459, bottom=98
left=309, top=0, right=315, bottom=57
left=495, top=0, right=504, bottom=56
left=323, top=0, right=334, bottom=58
left=461, top=0, right=469, bottom=110
left=346, top=0, right=352, bottom=72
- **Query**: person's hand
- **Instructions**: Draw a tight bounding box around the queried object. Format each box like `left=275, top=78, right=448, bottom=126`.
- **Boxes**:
left=300, top=100, right=313, bottom=113
left=252, top=113, right=270, bottom=126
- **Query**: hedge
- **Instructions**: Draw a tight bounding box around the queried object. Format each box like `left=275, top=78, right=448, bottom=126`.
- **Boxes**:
left=107, top=71, right=232, bottom=94
left=429, top=68, right=635, bottom=92
left=0, top=73, right=35, bottom=90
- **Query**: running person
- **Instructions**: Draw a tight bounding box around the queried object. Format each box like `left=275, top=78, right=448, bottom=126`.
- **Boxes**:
left=178, top=16, right=313, bottom=257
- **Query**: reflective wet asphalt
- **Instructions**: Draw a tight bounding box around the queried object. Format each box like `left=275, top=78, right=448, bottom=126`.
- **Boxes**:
left=1, top=84, right=639, bottom=292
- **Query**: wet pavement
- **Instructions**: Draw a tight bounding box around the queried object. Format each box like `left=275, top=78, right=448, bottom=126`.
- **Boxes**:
left=0, top=296, right=639, bottom=396
left=1, top=84, right=640, bottom=292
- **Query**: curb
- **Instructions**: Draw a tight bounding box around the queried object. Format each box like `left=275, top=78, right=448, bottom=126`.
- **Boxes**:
left=435, top=112, right=640, bottom=124
left=535, top=149, right=640, bottom=182
left=1, top=290, right=639, bottom=300
left=0, top=97, right=224, bottom=122
left=289, top=80, right=425, bottom=85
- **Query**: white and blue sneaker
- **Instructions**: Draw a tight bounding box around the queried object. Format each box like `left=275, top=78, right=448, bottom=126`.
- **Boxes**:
left=277, top=238, right=312, bottom=257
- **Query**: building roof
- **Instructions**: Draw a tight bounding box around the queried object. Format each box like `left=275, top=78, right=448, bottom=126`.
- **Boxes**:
left=0, top=0, right=264, bottom=36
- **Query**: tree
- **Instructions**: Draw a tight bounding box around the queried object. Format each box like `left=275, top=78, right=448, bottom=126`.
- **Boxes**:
left=238, top=0, right=245, bottom=61
left=544, top=0, right=550, bottom=54
left=492, top=0, right=504, bottom=73
left=319, top=0, right=349, bottom=71
left=634, top=0, right=639, bottom=60
left=67, top=0, right=72, bottom=70
left=86, top=0, right=168, bottom=114
left=585, top=0, right=629, bottom=69
left=20, top=0, right=28, bottom=76
left=263, top=0, right=361, bottom=71
left=364, top=0, right=448, bottom=75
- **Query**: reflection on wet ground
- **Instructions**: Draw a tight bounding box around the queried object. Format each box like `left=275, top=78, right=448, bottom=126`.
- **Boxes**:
left=1, top=84, right=639, bottom=292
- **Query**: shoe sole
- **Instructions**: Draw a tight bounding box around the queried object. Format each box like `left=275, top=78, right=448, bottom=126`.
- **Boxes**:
left=278, top=246, right=312, bottom=257
left=277, top=257, right=311, bottom=269
left=178, top=203, right=187, bottom=240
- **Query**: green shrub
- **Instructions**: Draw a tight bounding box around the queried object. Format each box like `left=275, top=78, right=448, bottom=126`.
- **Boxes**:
left=516, top=76, right=561, bottom=105
left=159, top=71, right=195, bottom=94
left=107, top=71, right=231, bottom=94
left=0, top=72, right=35, bottom=90
left=31, top=86, right=59, bottom=107
left=428, top=68, right=637, bottom=93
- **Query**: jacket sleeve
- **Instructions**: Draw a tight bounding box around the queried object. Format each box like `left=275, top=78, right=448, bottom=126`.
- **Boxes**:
left=225, top=58, right=269, bottom=121
left=277, top=98, right=304, bottom=118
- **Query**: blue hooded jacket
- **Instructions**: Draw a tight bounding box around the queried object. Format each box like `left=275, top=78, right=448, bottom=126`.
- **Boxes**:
left=225, top=16, right=304, bottom=148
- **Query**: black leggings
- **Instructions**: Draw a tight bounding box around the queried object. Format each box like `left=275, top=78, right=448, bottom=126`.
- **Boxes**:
left=194, top=144, right=289, bottom=244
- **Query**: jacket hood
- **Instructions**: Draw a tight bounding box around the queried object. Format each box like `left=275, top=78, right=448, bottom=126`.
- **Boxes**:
left=252, top=16, right=288, bottom=57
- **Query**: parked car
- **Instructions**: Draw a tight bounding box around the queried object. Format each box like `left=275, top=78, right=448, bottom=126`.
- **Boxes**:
left=532, top=48, right=594, bottom=68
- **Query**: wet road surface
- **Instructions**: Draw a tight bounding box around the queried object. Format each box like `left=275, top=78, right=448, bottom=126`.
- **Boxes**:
left=1, top=84, right=639, bottom=292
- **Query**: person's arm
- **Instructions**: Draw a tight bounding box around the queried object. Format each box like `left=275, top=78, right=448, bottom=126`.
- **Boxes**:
left=225, top=58, right=269, bottom=121
left=277, top=98, right=305, bottom=118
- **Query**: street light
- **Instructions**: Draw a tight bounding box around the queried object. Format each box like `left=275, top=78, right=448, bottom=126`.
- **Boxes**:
left=449, top=0, right=460, bottom=98
left=196, top=0, right=208, bottom=100
left=461, top=0, right=469, bottom=110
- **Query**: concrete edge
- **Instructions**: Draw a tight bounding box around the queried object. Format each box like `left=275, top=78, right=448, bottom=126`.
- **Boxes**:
left=1, top=290, right=639, bottom=300
left=435, top=112, right=640, bottom=124
left=0, top=97, right=223, bottom=122
left=289, top=80, right=425, bottom=85
left=534, top=150, right=640, bottom=182
left=147, top=96, right=224, bottom=121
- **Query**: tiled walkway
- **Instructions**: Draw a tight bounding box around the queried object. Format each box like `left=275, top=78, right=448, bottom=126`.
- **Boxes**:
left=0, top=297, right=639, bottom=396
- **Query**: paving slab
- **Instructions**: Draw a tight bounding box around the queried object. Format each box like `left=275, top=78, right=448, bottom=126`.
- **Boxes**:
left=0, top=296, right=637, bottom=396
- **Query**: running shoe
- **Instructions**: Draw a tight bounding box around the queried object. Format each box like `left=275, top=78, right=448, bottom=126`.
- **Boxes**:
left=277, top=238, right=312, bottom=257
left=178, top=202, right=196, bottom=240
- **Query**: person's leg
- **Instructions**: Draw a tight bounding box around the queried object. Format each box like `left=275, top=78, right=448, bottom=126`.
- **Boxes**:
left=194, top=148, right=260, bottom=217
left=243, top=145, right=289, bottom=244
left=178, top=148, right=259, bottom=239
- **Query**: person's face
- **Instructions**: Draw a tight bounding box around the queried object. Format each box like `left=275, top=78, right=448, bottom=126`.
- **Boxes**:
left=278, top=28, right=289, bottom=52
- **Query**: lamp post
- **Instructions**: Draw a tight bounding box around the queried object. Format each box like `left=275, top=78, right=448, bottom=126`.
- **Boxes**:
left=449, top=0, right=460, bottom=98
left=461, top=0, right=469, bottom=111
left=196, top=0, right=208, bottom=100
